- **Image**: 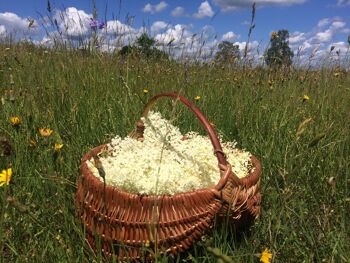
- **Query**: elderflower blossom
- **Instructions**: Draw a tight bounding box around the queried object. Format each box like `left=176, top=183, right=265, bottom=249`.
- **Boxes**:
left=86, top=111, right=253, bottom=195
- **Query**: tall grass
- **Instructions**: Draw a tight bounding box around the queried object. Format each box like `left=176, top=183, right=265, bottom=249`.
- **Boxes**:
left=0, top=39, right=349, bottom=263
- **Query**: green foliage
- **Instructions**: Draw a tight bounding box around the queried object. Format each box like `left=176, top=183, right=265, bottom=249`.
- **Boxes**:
left=214, top=41, right=240, bottom=66
left=119, top=32, right=169, bottom=60
left=136, top=32, right=156, bottom=52
left=0, top=43, right=349, bottom=262
left=119, top=44, right=133, bottom=56
left=265, top=29, right=294, bottom=67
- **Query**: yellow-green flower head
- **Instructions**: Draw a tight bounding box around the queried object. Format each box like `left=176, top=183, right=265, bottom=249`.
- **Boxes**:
left=260, top=248, right=272, bottom=263
left=0, top=168, right=12, bottom=187
left=39, top=128, right=53, bottom=137
left=333, top=72, right=340, bottom=77
left=143, top=89, right=149, bottom=94
left=54, top=143, right=64, bottom=152
left=271, top=31, right=278, bottom=39
left=303, top=95, right=310, bottom=102
left=194, top=96, right=201, bottom=101
left=29, top=138, right=37, bottom=147
left=10, top=116, right=21, bottom=126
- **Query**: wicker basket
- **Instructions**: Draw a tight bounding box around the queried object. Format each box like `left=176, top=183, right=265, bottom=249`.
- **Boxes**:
left=76, top=92, right=261, bottom=261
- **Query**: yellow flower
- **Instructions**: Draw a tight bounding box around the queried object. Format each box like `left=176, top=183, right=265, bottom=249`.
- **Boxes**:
left=54, top=143, right=64, bottom=152
left=271, top=31, right=278, bottom=39
left=145, top=240, right=150, bottom=248
left=0, top=168, right=12, bottom=187
left=303, top=95, right=310, bottom=102
left=260, top=248, right=272, bottom=263
left=194, top=96, right=201, bottom=101
left=334, top=72, right=340, bottom=77
left=143, top=89, right=149, bottom=94
left=39, top=128, right=53, bottom=137
left=10, top=116, right=20, bottom=126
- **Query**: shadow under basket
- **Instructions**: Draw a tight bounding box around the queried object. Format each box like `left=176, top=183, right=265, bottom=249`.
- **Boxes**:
left=75, top=92, right=261, bottom=262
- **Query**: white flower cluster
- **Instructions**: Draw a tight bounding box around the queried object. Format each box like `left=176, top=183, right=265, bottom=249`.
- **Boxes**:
left=86, top=111, right=253, bottom=195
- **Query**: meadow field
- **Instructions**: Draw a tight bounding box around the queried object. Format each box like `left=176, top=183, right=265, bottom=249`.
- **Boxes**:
left=0, top=43, right=349, bottom=262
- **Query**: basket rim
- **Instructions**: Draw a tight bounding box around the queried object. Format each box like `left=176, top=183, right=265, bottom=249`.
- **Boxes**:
left=80, top=143, right=261, bottom=198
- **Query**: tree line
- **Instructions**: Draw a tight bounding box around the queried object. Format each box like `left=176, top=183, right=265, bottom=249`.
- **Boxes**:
left=119, top=30, right=295, bottom=67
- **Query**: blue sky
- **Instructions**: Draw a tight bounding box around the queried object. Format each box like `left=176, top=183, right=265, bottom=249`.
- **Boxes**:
left=1, top=0, right=349, bottom=62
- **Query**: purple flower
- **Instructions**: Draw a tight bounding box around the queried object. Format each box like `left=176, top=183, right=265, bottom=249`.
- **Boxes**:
left=89, top=18, right=98, bottom=30
left=90, top=18, right=106, bottom=30
left=98, top=21, right=106, bottom=30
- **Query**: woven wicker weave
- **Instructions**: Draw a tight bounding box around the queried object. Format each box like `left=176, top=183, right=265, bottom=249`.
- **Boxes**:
left=76, top=92, right=261, bottom=261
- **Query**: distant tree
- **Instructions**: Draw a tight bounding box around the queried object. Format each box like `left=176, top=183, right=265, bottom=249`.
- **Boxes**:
left=214, top=41, right=240, bottom=66
left=136, top=33, right=156, bottom=56
left=119, top=45, right=134, bottom=56
left=265, top=30, right=294, bottom=67
left=119, top=32, right=168, bottom=59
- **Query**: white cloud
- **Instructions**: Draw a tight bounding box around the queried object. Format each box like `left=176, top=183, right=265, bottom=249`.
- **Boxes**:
left=0, top=25, right=5, bottom=35
left=143, top=1, right=168, bottom=14
left=99, top=43, right=118, bottom=53
left=151, top=21, right=168, bottom=33
left=291, top=41, right=319, bottom=66
left=202, top=25, right=215, bottom=36
left=0, top=12, right=39, bottom=36
left=39, top=31, right=68, bottom=48
left=314, top=29, right=333, bottom=43
left=153, top=23, right=220, bottom=61
left=171, top=6, right=186, bottom=17
left=317, top=18, right=331, bottom=28
left=309, top=18, right=347, bottom=45
left=154, top=24, right=196, bottom=57
left=222, top=31, right=240, bottom=40
left=289, top=17, right=349, bottom=63
left=41, top=9, right=140, bottom=49
left=317, top=18, right=347, bottom=31
left=341, top=28, right=350, bottom=34
left=309, top=41, right=349, bottom=66
left=328, top=41, right=348, bottom=54
left=47, top=8, right=141, bottom=46
left=213, top=0, right=306, bottom=11
left=229, top=40, right=262, bottom=62
left=104, top=22, right=143, bottom=48
left=155, top=24, right=191, bottom=45
left=54, top=7, right=91, bottom=37
left=298, top=17, right=349, bottom=46
left=40, top=34, right=57, bottom=47
left=289, top=31, right=305, bottom=44
left=143, top=4, right=153, bottom=13
left=194, top=1, right=214, bottom=19
left=300, top=41, right=313, bottom=50
left=233, top=40, right=259, bottom=52
left=337, top=0, right=350, bottom=6
left=106, top=20, right=135, bottom=35
left=330, top=21, right=346, bottom=29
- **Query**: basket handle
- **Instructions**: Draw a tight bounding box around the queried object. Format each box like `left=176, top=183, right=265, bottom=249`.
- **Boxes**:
left=138, top=92, right=228, bottom=169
